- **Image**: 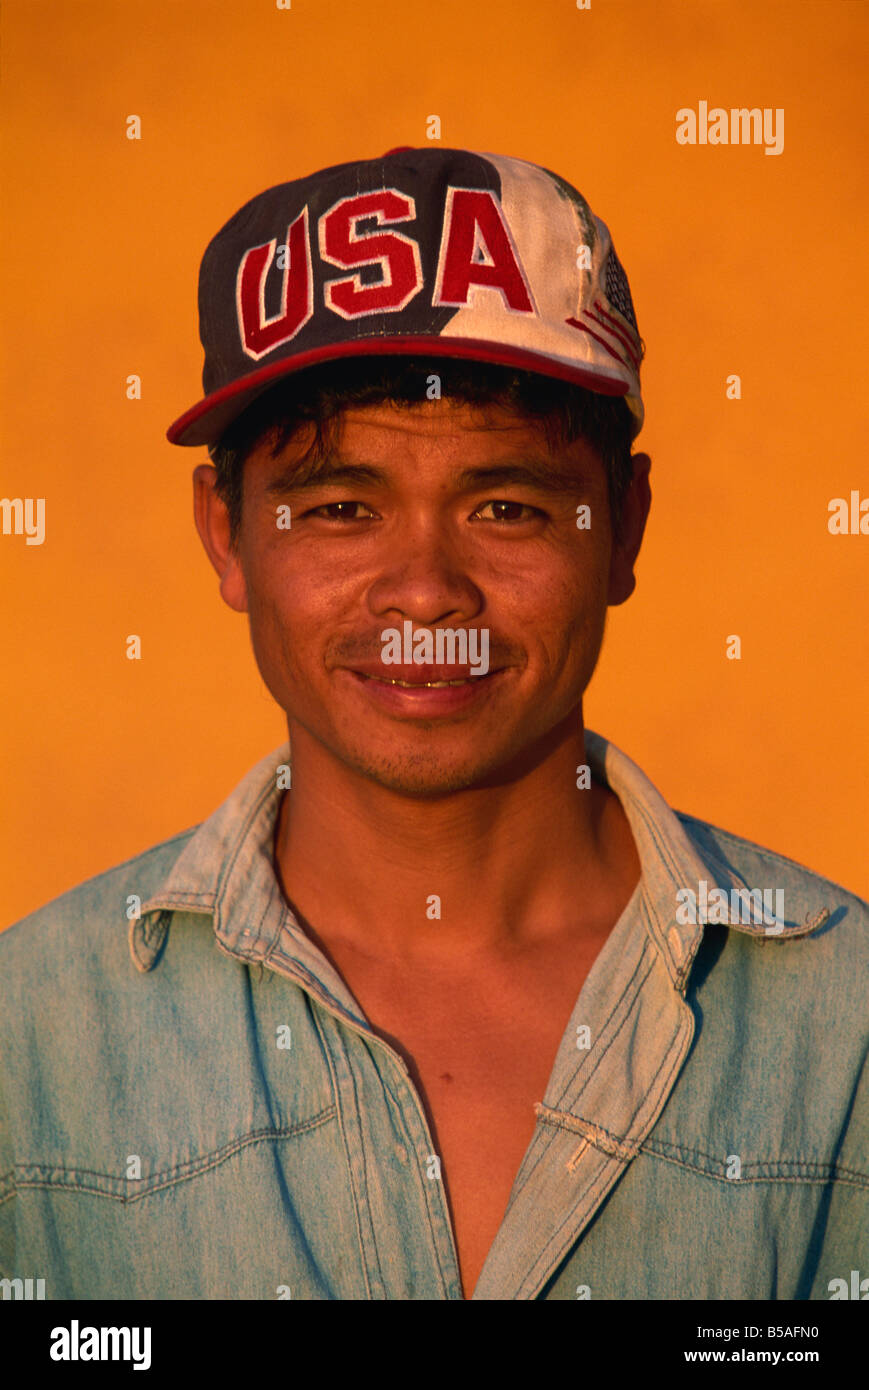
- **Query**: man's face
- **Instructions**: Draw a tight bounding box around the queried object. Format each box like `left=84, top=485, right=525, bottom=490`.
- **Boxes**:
left=196, top=398, right=650, bottom=796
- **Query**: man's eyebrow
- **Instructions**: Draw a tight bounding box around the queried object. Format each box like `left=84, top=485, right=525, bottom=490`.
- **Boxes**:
left=264, top=454, right=588, bottom=497
left=454, top=462, right=587, bottom=495
left=264, top=454, right=385, bottom=496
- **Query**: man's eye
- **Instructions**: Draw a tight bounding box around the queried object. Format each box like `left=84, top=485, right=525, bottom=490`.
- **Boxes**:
left=473, top=500, right=540, bottom=522
left=309, top=501, right=375, bottom=520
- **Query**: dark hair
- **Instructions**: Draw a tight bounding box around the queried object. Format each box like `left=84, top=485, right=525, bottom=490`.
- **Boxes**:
left=210, top=356, right=638, bottom=547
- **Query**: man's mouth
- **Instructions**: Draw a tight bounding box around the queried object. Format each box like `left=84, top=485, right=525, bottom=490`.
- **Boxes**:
left=348, top=661, right=495, bottom=685
left=361, top=673, right=484, bottom=688
left=341, top=663, right=505, bottom=717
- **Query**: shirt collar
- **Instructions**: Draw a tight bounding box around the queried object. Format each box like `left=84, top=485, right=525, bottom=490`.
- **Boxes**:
left=130, top=730, right=822, bottom=992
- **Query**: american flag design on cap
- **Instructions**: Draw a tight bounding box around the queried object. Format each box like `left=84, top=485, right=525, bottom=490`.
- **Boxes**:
left=167, top=147, right=644, bottom=448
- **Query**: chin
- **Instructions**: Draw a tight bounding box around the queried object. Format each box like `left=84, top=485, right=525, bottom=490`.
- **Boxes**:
left=332, top=741, right=509, bottom=797
left=340, top=731, right=559, bottom=797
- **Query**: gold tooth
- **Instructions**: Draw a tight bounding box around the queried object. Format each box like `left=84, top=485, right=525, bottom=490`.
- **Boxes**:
left=371, top=676, right=472, bottom=687
left=390, top=679, right=467, bottom=687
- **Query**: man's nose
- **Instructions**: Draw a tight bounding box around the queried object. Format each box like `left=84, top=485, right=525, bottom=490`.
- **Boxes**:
left=366, top=518, right=484, bottom=624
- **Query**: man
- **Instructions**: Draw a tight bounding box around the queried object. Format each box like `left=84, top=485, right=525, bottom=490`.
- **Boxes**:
left=1, top=148, right=866, bottom=1301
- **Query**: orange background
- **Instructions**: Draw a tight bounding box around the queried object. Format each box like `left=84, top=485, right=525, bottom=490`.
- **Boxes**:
left=1, top=0, right=867, bottom=927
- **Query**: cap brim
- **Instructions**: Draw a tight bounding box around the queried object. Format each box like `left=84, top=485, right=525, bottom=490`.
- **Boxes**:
left=167, top=336, right=630, bottom=448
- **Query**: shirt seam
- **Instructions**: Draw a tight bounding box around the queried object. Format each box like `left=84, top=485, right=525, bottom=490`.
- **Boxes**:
left=3, top=1110, right=337, bottom=1202
left=636, top=1145, right=869, bottom=1187
left=360, top=1033, right=462, bottom=1297
left=309, top=1003, right=379, bottom=1299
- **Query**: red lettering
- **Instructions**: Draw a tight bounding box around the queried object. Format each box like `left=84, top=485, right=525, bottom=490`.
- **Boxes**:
left=320, top=190, right=422, bottom=318
left=434, top=188, right=534, bottom=313
left=236, top=208, right=313, bottom=359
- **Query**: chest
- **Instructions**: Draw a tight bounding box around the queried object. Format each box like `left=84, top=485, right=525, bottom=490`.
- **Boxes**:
left=329, top=944, right=600, bottom=1295
left=403, top=1024, right=560, bottom=1296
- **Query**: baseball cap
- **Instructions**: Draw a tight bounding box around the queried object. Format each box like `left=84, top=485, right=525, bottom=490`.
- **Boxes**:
left=167, top=146, right=644, bottom=448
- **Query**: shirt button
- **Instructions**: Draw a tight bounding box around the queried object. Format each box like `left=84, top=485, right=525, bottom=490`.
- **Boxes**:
left=394, top=1144, right=409, bottom=1164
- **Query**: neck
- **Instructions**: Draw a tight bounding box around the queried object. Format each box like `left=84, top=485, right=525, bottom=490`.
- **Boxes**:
left=273, top=717, right=640, bottom=963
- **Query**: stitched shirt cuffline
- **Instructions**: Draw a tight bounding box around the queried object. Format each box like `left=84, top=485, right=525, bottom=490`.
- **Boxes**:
left=700, top=904, right=833, bottom=942
left=534, top=1103, right=642, bottom=1165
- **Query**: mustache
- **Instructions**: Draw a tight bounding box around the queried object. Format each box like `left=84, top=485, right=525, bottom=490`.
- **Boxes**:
left=330, top=627, right=514, bottom=667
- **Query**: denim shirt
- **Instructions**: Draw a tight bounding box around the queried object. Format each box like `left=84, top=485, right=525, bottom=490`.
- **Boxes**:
left=1, top=730, right=866, bottom=1300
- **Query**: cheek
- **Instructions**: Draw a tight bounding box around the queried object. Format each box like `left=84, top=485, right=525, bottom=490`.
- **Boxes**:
left=510, top=544, right=611, bottom=692
left=494, top=536, right=609, bottom=630
left=236, top=546, right=299, bottom=694
left=239, top=545, right=351, bottom=696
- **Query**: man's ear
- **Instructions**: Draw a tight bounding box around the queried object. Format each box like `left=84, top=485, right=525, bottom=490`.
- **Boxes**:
left=192, top=464, right=249, bottom=614
left=607, top=452, right=652, bottom=607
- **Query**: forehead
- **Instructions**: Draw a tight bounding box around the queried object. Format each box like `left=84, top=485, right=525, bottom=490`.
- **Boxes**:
left=247, top=397, right=600, bottom=484
left=333, top=399, right=555, bottom=450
